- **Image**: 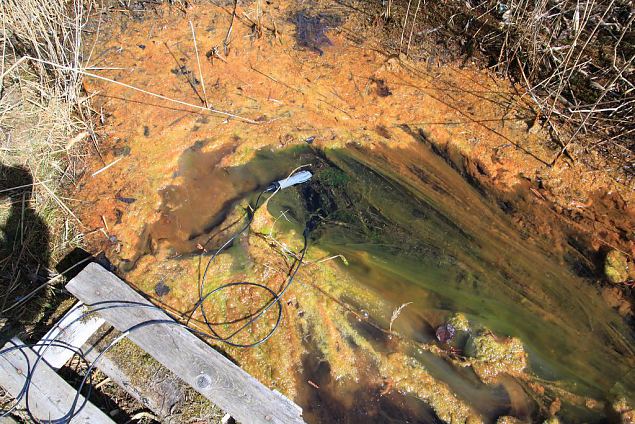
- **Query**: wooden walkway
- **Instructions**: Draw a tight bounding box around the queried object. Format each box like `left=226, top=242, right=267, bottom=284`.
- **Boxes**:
left=68, top=263, right=305, bottom=424
left=0, top=262, right=305, bottom=424
left=0, top=338, right=114, bottom=424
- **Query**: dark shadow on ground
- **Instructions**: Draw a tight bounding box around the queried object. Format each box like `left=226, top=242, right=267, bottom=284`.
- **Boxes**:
left=0, top=164, right=51, bottom=328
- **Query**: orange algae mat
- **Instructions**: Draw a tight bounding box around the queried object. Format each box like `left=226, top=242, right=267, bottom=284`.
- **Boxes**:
left=74, top=1, right=635, bottom=422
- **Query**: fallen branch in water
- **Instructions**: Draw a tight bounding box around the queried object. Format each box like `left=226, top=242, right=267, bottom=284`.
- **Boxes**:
left=389, top=302, right=412, bottom=332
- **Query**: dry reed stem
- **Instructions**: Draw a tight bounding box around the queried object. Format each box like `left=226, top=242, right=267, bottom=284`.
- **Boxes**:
left=189, top=20, right=209, bottom=108
left=91, top=157, right=123, bottom=177
left=389, top=302, right=412, bottom=332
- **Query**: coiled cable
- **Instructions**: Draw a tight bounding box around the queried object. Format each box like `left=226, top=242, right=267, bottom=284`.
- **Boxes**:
left=1, top=174, right=312, bottom=422
left=191, top=189, right=309, bottom=348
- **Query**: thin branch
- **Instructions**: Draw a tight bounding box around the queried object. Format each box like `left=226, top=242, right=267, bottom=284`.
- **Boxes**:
left=18, top=55, right=260, bottom=123
left=189, top=20, right=209, bottom=108
left=224, top=0, right=238, bottom=56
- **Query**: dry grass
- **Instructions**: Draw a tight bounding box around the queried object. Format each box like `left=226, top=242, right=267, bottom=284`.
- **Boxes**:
left=484, top=0, right=634, bottom=167
left=0, top=0, right=95, bottom=323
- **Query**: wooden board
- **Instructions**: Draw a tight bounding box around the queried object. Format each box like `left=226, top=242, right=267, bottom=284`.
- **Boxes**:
left=0, top=337, right=114, bottom=424
left=66, top=263, right=305, bottom=424
left=37, top=301, right=104, bottom=369
left=83, top=336, right=182, bottom=421
left=82, top=325, right=220, bottom=423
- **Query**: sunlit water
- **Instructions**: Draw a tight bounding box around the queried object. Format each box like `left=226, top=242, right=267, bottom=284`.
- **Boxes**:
left=131, top=140, right=635, bottom=422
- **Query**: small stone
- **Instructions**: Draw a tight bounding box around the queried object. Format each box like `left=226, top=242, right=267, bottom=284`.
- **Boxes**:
left=436, top=323, right=456, bottom=343
left=154, top=281, right=170, bottom=297
left=116, top=195, right=136, bottom=204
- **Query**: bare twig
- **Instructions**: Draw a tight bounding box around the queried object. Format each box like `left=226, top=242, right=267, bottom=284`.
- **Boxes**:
left=91, top=157, right=123, bottom=177
left=224, top=0, right=238, bottom=56
left=553, top=54, right=635, bottom=166
left=406, top=0, right=423, bottom=55
left=399, top=0, right=413, bottom=52
left=189, top=20, right=209, bottom=108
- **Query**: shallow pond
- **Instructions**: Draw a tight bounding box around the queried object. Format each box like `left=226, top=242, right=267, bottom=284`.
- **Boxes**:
left=79, top=3, right=635, bottom=421
left=125, top=139, right=634, bottom=423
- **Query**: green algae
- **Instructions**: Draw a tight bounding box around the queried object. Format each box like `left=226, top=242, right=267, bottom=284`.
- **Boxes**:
left=381, top=352, right=483, bottom=424
left=448, top=313, right=471, bottom=332
left=496, top=417, right=524, bottom=424
left=315, top=146, right=634, bottom=400
left=467, top=334, right=527, bottom=383
left=122, top=142, right=635, bottom=422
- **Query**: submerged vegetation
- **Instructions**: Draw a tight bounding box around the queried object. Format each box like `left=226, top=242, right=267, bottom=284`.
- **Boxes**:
left=0, top=0, right=634, bottom=422
left=121, top=142, right=633, bottom=421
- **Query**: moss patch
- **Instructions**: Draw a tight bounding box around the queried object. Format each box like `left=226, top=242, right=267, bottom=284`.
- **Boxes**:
left=468, top=333, right=527, bottom=383
left=605, top=250, right=630, bottom=284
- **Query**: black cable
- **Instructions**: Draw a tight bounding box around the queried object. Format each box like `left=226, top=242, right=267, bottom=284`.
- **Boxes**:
left=0, top=181, right=311, bottom=422
left=192, top=189, right=309, bottom=348
left=0, top=301, right=158, bottom=423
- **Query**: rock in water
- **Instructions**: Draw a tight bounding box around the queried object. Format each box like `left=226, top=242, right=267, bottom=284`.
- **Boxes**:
left=436, top=323, right=456, bottom=343
left=154, top=281, right=170, bottom=297
left=605, top=250, right=629, bottom=284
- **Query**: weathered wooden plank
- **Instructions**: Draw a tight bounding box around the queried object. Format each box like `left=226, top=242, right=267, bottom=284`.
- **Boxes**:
left=0, top=337, right=114, bottom=424
left=66, top=262, right=305, bottom=424
left=83, top=338, right=181, bottom=421
left=37, top=301, right=104, bottom=369
left=82, top=326, right=223, bottom=423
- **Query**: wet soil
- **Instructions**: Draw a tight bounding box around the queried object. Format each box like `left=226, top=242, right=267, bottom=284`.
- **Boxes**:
left=73, top=0, right=635, bottom=422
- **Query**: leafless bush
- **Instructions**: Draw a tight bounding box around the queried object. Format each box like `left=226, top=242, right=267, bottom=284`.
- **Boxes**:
left=378, top=0, right=634, bottom=177
left=487, top=0, right=634, bottom=167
